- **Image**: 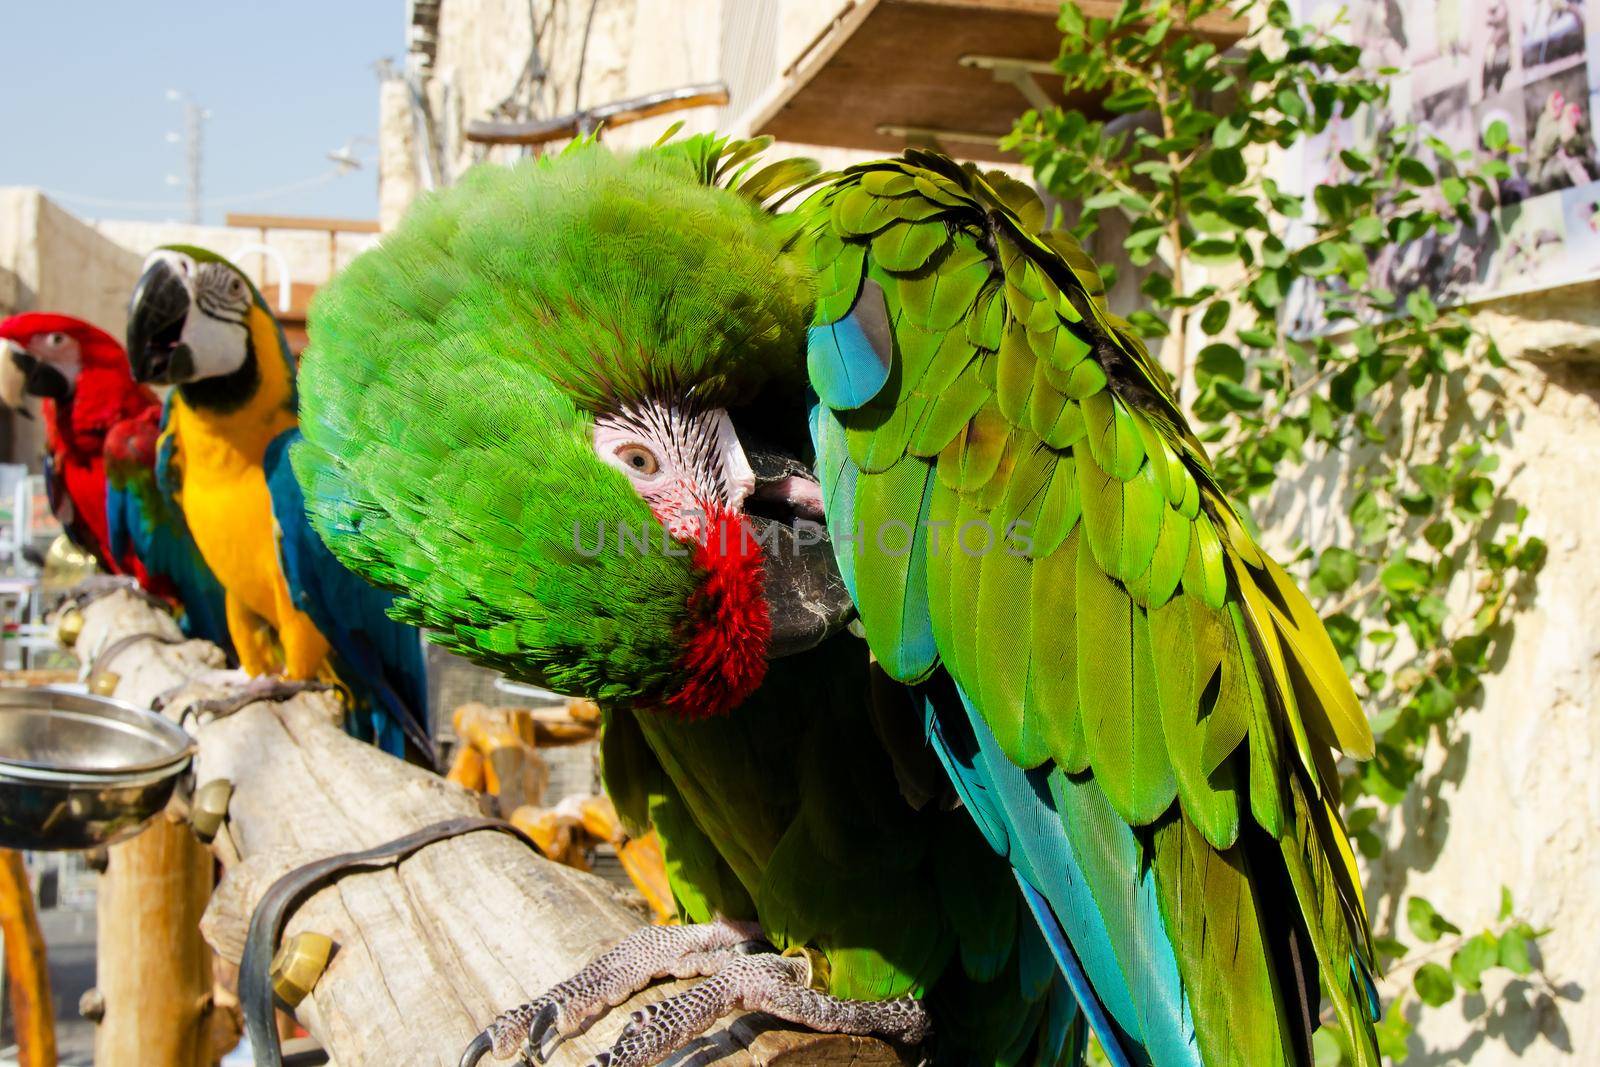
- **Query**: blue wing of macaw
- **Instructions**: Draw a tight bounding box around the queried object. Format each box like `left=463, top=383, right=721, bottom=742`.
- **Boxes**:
left=105, top=404, right=234, bottom=658
left=263, top=427, right=432, bottom=763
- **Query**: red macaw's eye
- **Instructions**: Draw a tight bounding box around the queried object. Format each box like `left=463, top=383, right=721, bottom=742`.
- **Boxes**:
left=616, top=444, right=660, bottom=476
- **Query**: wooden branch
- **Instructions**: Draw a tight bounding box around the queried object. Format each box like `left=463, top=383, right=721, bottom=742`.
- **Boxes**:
left=76, top=593, right=223, bottom=1067
left=0, top=849, right=55, bottom=1067
left=73, top=590, right=912, bottom=1067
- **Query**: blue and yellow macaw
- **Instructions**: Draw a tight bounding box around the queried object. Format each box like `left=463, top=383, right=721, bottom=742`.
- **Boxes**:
left=124, top=247, right=431, bottom=759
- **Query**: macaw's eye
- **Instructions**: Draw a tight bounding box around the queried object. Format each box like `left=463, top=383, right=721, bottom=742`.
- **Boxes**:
left=616, top=444, right=660, bottom=476
left=229, top=276, right=246, bottom=298
left=44, top=333, right=66, bottom=348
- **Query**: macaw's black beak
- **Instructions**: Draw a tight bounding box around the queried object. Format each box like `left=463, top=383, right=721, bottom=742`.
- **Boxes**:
left=742, top=442, right=856, bottom=659
left=126, top=257, right=194, bottom=384
left=0, top=345, right=55, bottom=409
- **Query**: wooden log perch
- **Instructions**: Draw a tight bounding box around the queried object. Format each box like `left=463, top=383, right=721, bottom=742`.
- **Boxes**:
left=73, top=590, right=913, bottom=1067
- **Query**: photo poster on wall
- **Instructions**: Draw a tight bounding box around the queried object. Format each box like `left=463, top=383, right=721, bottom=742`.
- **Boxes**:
left=1285, top=0, right=1600, bottom=330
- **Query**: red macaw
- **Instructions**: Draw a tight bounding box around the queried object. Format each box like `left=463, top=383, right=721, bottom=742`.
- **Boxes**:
left=0, top=313, right=158, bottom=581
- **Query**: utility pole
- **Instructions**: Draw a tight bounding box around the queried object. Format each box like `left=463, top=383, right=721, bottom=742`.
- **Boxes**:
left=166, top=91, right=208, bottom=224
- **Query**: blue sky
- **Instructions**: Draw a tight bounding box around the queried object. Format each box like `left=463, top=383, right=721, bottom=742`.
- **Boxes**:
left=0, top=2, right=401, bottom=224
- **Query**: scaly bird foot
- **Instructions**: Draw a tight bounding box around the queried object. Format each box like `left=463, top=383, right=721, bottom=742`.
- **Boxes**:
left=584, top=953, right=930, bottom=1067
left=466, top=919, right=762, bottom=1065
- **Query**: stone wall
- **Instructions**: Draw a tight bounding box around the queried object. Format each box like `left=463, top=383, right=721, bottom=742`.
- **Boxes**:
left=1366, top=306, right=1600, bottom=1064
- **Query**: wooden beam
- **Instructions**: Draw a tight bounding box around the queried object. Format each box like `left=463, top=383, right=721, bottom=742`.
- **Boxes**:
left=224, top=214, right=381, bottom=234
left=910, top=0, right=1247, bottom=37
left=71, top=591, right=914, bottom=1067
left=0, top=850, right=54, bottom=1067
left=735, top=0, right=1247, bottom=163
left=81, top=601, right=229, bottom=1067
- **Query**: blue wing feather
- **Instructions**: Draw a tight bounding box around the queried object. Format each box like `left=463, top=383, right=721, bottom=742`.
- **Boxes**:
left=808, top=312, right=891, bottom=410
left=263, top=428, right=431, bottom=762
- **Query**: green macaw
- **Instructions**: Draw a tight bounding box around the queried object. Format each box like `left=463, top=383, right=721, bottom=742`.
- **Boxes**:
left=292, top=137, right=1380, bottom=1067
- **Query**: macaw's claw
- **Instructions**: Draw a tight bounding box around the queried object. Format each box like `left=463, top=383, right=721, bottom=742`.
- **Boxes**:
left=461, top=919, right=930, bottom=1067
left=183, top=677, right=333, bottom=724
left=468, top=919, right=761, bottom=1066
left=581, top=953, right=931, bottom=1067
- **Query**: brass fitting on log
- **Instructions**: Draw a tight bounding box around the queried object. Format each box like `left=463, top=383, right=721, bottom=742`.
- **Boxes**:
left=88, top=671, right=121, bottom=697
left=270, top=932, right=334, bottom=1009
left=190, top=779, right=233, bottom=843
left=56, top=607, right=84, bottom=648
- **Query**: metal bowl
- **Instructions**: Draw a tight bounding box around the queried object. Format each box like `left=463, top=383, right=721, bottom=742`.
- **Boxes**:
left=0, top=687, right=194, bottom=850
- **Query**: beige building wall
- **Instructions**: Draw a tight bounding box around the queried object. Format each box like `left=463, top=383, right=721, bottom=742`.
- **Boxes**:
left=378, top=0, right=905, bottom=228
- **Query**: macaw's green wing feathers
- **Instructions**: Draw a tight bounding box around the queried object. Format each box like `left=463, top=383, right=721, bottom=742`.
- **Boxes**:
left=801, top=152, right=1377, bottom=1067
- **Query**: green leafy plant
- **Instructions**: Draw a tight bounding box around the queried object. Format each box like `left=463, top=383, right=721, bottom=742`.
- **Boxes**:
left=1006, top=0, right=1551, bottom=1060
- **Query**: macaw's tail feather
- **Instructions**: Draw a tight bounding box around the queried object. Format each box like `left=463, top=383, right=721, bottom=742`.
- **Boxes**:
left=1016, top=879, right=1134, bottom=1067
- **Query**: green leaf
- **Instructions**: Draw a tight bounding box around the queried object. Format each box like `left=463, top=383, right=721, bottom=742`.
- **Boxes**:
left=1350, top=216, right=1384, bottom=243
left=1200, top=300, right=1231, bottom=335
left=1312, top=547, right=1360, bottom=594
left=1398, top=156, right=1435, bottom=185
left=1104, top=87, right=1156, bottom=113
left=1407, top=896, right=1461, bottom=943
left=1499, top=886, right=1515, bottom=921
left=1484, top=119, right=1509, bottom=150
left=1406, top=289, right=1439, bottom=323
left=1452, top=934, right=1500, bottom=992
left=1381, top=558, right=1429, bottom=593
left=1214, top=116, right=1246, bottom=149
left=1456, top=476, right=1494, bottom=516
left=1339, top=149, right=1372, bottom=173
left=1195, top=343, right=1244, bottom=385
left=1415, top=962, right=1455, bottom=1006
left=1214, top=379, right=1263, bottom=410
left=1499, top=928, right=1534, bottom=974
left=1211, top=148, right=1247, bottom=184
left=1191, top=237, right=1241, bottom=265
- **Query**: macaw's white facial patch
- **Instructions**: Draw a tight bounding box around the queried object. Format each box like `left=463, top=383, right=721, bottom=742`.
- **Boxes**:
left=142, top=249, right=254, bottom=383
left=24, top=331, right=83, bottom=391
left=183, top=260, right=254, bottom=381
left=594, top=402, right=755, bottom=543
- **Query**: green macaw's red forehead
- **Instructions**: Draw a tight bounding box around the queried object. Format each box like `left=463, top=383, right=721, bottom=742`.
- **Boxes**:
left=293, top=138, right=812, bottom=706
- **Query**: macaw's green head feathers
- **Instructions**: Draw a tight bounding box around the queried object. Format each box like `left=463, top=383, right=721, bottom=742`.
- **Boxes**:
left=126, top=244, right=293, bottom=413
left=296, top=139, right=850, bottom=715
left=363, top=140, right=812, bottom=412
